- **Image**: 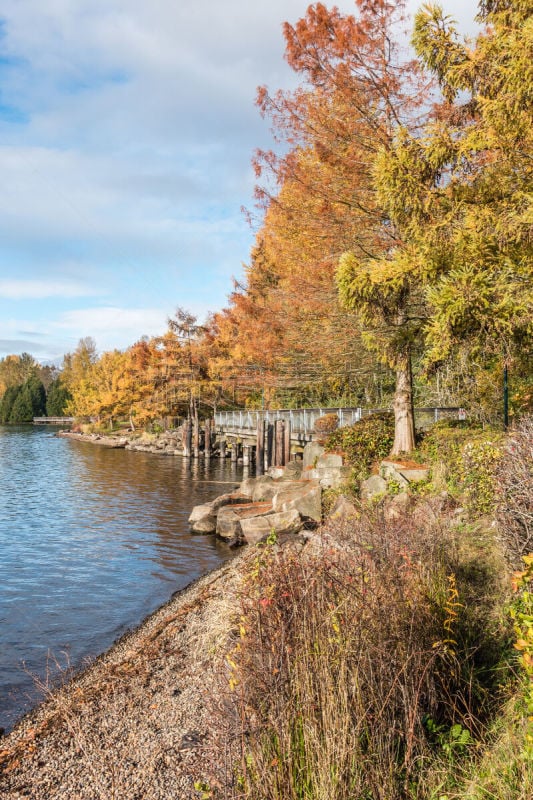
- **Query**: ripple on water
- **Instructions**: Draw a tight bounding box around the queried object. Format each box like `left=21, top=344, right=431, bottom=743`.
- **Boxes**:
left=0, top=426, right=241, bottom=731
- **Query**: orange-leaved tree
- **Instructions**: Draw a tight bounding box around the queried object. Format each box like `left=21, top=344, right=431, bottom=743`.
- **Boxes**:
left=254, top=0, right=431, bottom=451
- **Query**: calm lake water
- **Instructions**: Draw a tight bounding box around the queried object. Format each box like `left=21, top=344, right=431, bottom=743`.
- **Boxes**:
left=0, top=426, right=242, bottom=732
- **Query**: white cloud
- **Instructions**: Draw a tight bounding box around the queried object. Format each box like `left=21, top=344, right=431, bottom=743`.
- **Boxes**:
left=0, top=279, right=100, bottom=299
left=0, top=0, right=481, bottom=359
left=53, top=305, right=170, bottom=353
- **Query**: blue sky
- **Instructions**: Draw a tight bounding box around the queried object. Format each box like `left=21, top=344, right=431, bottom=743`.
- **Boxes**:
left=0, top=0, right=480, bottom=363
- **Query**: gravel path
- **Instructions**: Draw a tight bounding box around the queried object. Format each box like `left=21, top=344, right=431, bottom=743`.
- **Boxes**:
left=0, top=555, right=246, bottom=800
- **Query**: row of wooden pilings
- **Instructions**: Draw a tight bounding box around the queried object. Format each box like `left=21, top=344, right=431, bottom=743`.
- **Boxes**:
left=181, top=417, right=292, bottom=475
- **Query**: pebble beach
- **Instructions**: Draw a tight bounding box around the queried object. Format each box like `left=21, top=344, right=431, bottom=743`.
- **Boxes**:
left=0, top=554, right=245, bottom=800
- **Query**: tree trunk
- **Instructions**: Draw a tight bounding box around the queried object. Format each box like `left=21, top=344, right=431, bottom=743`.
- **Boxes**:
left=391, top=354, right=415, bottom=455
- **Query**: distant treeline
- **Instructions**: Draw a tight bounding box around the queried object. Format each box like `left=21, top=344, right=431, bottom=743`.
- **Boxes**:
left=0, top=353, right=71, bottom=424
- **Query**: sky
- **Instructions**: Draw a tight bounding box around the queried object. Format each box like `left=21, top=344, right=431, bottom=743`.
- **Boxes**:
left=0, top=0, right=480, bottom=363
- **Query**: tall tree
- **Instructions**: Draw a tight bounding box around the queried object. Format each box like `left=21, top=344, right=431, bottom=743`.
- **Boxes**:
left=253, top=1, right=430, bottom=450
left=373, top=0, right=532, bottom=407
left=46, top=378, right=72, bottom=417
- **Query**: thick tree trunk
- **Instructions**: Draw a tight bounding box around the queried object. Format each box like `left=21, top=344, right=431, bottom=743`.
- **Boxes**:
left=391, top=354, right=415, bottom=455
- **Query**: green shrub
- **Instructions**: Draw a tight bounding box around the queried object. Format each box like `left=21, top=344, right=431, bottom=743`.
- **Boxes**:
left=326, top=412, right=394, bottom=481
left=460, top=439, right=502, bottom=516
left=417, top=421, right=503, bottom=514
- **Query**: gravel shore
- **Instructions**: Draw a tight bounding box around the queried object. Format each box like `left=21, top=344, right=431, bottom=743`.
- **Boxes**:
left=0, top=554, right=247, bottom=799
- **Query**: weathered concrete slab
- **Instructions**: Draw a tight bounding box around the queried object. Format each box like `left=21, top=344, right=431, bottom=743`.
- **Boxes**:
left=361, top=474, right=387, bottom=501
left=317, top=465, right=352, bottom=489
left=273, top=483, right=322, bottom=522
left=216, top=502, right=273, bottom=541
left=380, top=462, right=410, bottom=489
left=380, top=461, right=429, bottom=485
left=210, top=492, right=250, bottom=512
left=328, top=494, right=358, bottom=521
left=303, top=441, right=325, bottom=469
left=188, top=504, right=217, bottom=534
left=398, top=468, right=430, bottom=483
left=240, top=509, right=303, bottom=545
left=316, top=453, right=343, bottom=469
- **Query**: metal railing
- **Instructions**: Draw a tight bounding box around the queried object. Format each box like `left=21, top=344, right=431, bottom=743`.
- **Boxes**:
left=214, top=406, right=464, bottom=437
left=33, top=417, right=75, bottom=424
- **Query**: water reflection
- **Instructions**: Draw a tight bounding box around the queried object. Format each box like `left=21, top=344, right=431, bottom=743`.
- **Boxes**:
left=0, top=427, right=241, bottom=731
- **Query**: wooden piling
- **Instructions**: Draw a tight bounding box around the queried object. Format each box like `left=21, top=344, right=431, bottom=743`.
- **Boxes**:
left=256, top=419, right=264, bottom=476
left=284, top=419, right=292, bottom=465
left=184, top=419, right=192, bottom=458
left=193, top=416, right=200, bottom=458
left=204, top=418, right=211, bottom=458
left=219, top=439, right=226, bottom=460
left=230, top=440, right=238, bottom=462
left=266, top=423, right=274, bottom=470
left=243, top=444, right=250, bottom=467
left=275, top=420, right=284, bottom=466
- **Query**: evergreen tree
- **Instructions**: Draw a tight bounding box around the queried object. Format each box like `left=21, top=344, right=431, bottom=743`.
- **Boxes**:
left=45, top=378, right=72, bottom=416
left=9, top=387, right=34, bottom=424
left=25, top=377, right=46, bottom=417
left=0, top=385, right=21, bottom=423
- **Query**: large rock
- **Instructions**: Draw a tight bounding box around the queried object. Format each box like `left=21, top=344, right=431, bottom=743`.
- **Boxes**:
left=360, top=474, right=387, bottom=501
left=283, top=460, right=303, bottom=479
left=240, top=509, right=303, bottom=545
left=238, top=478, right=257, bottom=499
left=303, top=441, right=325, bottom=469
left=252, top=478, right=279, bottom=502
left=210, top=492, right=249, bottom=512
left=316, top=453, right=343, bottom=469
left=267, top=467, right=286, bottom=479
left=380, top=460, right=429, bottom=486
left=272, top=482, right=322, bottom=522
left=328, top=494, right=358, bottom=521
left=316, top=465, right=352, bottom=489
left=238, top=475, right=277, bottom=502
left=216, top=502, right=273, bottom=541
left=383, top=492, right=413, bottom=522
left=188, top=504, right=217, bottom=534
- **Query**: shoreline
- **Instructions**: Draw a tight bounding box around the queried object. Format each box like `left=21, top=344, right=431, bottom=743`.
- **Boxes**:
left=0, top=551, right=247, bottom=798
left=1, top=429, right=250, bottom=798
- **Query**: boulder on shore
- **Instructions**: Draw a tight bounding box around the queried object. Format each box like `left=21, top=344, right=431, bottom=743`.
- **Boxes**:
left=272, top=482, right=322, bottom=522
left=188, top=504, right=217, bottom=534
left=216, top=502, right=274, bottom=541
left=240, top=509, right=303, bottom=545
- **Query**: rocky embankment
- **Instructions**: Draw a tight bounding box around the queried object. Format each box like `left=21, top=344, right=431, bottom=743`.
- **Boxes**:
left=57, top=429, right=184, bottom=453
left=188, top=442, right=352, bottom=545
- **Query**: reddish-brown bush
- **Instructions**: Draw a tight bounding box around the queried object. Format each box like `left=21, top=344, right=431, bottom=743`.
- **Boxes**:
left=496, top=415, right=533, bottom=565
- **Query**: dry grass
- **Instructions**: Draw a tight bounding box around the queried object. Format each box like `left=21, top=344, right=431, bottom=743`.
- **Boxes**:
left=219, top=507, right=508, bottom=800
left=496, top=415, right=533, bottom=565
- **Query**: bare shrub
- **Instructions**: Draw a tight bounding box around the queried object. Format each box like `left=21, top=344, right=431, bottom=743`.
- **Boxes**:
left=495, top=415, right=533, bottom=565
left=224, top=513, right=483, bottom=800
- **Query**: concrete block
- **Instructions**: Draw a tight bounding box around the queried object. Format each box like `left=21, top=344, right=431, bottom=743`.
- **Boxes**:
left=240, top=509, right=303, bottom=545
